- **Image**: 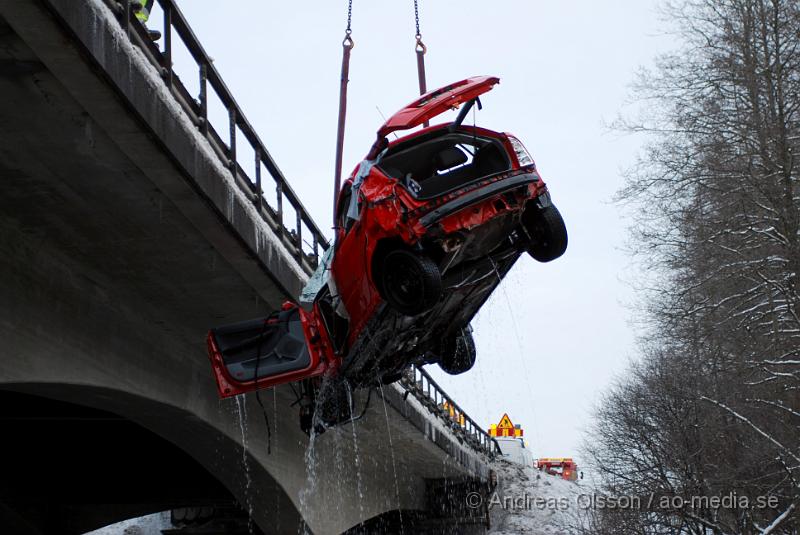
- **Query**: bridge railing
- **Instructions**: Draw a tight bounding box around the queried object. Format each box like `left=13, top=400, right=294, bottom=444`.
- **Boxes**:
left=104, top=0, right=330, bottom=274
left=401, top=366, right=501, bottom=458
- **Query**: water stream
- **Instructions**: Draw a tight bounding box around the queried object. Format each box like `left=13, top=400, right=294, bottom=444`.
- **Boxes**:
left=298, top=387, right=322, bottom=527
left=378, top=383, right=404, bottom=532
left=233, top=395, right=255, bottom=534
left=345, top=383, right=366, bottom=524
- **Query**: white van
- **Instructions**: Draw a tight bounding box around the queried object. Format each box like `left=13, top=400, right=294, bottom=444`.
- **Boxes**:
left=495, top=437, right=533, bottom=466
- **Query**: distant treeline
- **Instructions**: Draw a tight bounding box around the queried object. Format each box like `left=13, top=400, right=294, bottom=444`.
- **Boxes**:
left=581, top=1, right=800, bottom=533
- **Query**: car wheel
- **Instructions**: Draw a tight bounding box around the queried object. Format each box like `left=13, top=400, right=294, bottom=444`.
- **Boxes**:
left=438, top=328, right=477, bottom=375
left=522, top=204, right=568, bottom=262
left=380, top=249, right=442, bottom=315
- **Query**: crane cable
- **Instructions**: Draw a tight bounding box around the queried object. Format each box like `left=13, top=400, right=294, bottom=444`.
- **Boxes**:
left=333, top=0, right=354, bottom=226
left=414, top=0, right=429, bottom=128
left=333, top=0, right=431, bottom=224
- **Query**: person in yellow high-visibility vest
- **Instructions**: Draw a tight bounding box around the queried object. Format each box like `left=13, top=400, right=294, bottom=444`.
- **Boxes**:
left=132, top=0, right=161, bottom=41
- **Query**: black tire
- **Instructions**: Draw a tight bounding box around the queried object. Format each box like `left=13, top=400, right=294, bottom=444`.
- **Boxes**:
left=379, top=249, right=442, bottom=315
left=438, top=328, right=477, bottom=375
left=522, top=204, right=568, bottom=262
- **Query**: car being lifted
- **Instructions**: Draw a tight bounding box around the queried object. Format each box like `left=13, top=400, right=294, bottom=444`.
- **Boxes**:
left=207, top=76, right=567, bottom=428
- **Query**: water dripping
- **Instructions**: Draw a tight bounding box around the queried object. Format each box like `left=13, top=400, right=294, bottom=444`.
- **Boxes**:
left=298, top=395, right=321, bottom=519
left=345, top=383, right=366, bottom=525
left=489, top=259, right=543, bottom=449
left=234, top=395, right=255, bottom=534
left=378, top=383, right=404, bottom=532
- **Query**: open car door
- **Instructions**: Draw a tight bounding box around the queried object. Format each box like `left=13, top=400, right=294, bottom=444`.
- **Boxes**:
left=207, top=303, right=327, bottom=398
left=378, top=75, right=500, bottom=138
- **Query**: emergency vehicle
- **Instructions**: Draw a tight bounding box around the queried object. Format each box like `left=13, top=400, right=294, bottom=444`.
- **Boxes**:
left=535, top=458, right=579, bottom=482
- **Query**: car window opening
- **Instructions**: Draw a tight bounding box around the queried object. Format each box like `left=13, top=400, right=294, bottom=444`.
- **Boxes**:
left=337, top=182, right=354, bottom=233
left=378, top=131, right=512, bottom=199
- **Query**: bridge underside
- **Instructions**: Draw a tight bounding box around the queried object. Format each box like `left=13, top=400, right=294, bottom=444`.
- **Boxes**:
left=0, top=391, right=238, bottom=534
left=0, top=1, right=493, bottom=533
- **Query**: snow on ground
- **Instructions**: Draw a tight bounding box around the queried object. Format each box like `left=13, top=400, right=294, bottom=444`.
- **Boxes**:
left=83, top=512, right=171, bottom=535
left=488, top=460, right=592, bottom=534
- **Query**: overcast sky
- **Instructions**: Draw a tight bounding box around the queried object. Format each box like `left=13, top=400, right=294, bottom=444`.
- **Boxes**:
left=151, top=1, right=674, bottom=458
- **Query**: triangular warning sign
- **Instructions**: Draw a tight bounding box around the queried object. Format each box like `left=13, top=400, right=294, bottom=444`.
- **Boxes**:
left=497, top=413, right=514, bottom=430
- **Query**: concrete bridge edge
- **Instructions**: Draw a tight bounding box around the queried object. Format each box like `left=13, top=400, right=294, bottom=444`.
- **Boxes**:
left=0, top=0, right=310, bottom=311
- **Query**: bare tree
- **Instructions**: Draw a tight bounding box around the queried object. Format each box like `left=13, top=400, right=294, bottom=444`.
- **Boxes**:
left=588, top=0, right=800, bottom=533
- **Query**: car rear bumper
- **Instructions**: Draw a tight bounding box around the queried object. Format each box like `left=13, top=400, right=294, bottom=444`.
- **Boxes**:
left=418, top=171, right=540, bottom=227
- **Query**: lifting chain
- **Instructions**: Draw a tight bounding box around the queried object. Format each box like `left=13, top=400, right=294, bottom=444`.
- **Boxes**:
left=333, top=0, right=434, bottom=224
left=414, top=0, right=421, bottom=40
left=344, top=0, right=354, bottom=46
left=333, top=0, right=354, bottom=224
left=414, top=0, right=429, bottom=125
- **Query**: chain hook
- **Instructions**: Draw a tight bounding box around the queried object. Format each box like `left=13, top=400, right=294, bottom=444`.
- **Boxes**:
left=343, top=31, right=354, bottom=49
left=413, top=1, right=426, bottom=57
left=334, top=0, right=355, bottom=224
left=415, top=35, right=426, bottom=54
left=342, top=0, right=354, bottom=49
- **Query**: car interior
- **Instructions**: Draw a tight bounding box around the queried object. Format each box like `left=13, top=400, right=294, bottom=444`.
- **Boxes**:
left=378, top=132, right=512, bottom=199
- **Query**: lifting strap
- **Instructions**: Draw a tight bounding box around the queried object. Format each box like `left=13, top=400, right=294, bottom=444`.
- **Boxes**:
left=333, top=0, right=433, bottom=225
left=333, top=0, right=354, bottom=226
left=413, top=0, right=429, bottom=126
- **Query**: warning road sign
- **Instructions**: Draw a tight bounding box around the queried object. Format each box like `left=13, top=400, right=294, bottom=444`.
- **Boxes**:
left=497, top=413, right=514, bottom=430
left=490, top=413, right=523, bottom=437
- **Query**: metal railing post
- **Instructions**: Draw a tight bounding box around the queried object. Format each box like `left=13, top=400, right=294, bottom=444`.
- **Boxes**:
left=122, top=0, right=131, bottom=37
left=198, top=63, right=208, bottom=135
left=254, top=147, right=262, bottom=208
left=295, top=212, right=303, bottom=256
left=276, top=182, right=283, bottom=228
left=162, top=3, right=173, bottom=88
left=228, top=107, right=237, bottom=177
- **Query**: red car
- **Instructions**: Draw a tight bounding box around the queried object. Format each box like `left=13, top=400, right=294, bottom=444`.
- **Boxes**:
left=208, top=76, right=567, bottom=414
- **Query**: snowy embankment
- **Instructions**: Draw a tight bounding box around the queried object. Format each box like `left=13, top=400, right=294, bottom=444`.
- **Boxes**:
left=488, top=460, right=592, bottom=534
left=83, top=512, right=170, bottom=535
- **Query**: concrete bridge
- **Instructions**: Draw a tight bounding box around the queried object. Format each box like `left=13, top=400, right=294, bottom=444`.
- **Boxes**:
left=0, top=0, right=497, bottom=533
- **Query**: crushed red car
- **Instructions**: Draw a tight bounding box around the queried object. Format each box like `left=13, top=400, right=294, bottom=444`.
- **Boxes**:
left=208, top=76, right=567, bottom=422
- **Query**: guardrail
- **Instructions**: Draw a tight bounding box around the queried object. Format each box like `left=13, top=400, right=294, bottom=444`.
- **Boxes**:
left=402, top=366, right=501, bottom=457
left=104, top=0, right=330, bottom=273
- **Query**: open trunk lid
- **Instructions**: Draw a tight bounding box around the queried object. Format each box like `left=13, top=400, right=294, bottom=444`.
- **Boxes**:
left=378, top=75, right=500, bottom=137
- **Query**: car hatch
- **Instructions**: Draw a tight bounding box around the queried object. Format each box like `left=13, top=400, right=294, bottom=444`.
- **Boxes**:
left=378, top=76, right=500, bottom=137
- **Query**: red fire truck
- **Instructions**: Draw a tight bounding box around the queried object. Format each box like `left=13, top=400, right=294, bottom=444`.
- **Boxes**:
left=535, top=458, right=579, bottom=481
